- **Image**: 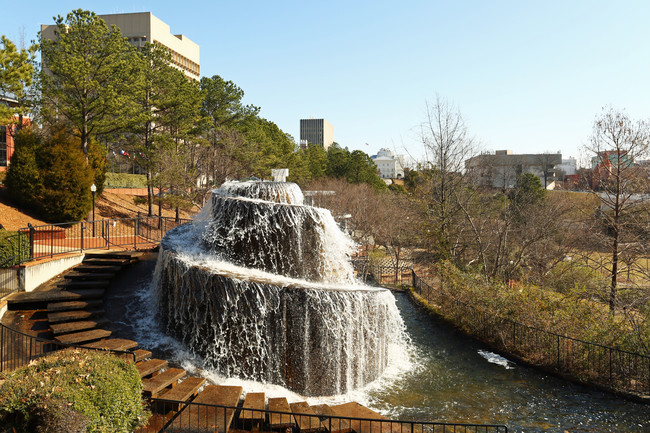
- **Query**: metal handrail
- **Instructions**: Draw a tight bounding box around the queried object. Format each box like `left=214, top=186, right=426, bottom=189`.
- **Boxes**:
left=141, top=399, right=509, bottom=433
left=410, top=271, right=650, bottom=397
left=0, top=321, right=137, bottom=370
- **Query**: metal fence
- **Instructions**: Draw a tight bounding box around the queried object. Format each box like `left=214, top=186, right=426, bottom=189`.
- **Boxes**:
left=411, top=272, right=650, bottom=398
left=0, top=321, right=136, bottom=372
left=139, top=399, right=508, bottom=433
left=6, top=216, right=190, bottom=266
left=0, top=266, right=20, bottom=297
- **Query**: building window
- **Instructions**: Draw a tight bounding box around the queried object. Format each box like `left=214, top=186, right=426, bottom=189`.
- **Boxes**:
left=0, top=126, right=6, bottom=167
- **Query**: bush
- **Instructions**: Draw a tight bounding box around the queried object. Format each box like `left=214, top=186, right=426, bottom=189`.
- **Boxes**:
left=104, top=173, right=147, bottom=189
left=5, top=128, right=94, bottom=223
left=0, top=230, right=29, bottom=267
left=0, top=349, right=149, bottom=433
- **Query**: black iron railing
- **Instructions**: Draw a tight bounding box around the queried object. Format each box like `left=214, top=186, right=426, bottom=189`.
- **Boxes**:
left=140, top=399, right=508, bottom=433
left=0, top=321, right=136, bottom=372
left=5, top=216, right=190, bottom=266
left=410, top=272, right=650, bottom=397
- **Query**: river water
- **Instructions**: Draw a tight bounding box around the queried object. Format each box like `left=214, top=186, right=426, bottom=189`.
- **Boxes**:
left=105, top=259, right=649, bottom=433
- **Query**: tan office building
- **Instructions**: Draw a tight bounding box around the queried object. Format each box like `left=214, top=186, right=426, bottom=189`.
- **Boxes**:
left=41, top=12, right=200, bottom=80
left=300, top=118, right=334, bottom=150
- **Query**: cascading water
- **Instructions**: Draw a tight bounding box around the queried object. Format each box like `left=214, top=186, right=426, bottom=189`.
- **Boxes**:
left=154, top=180, right=407, bottom=396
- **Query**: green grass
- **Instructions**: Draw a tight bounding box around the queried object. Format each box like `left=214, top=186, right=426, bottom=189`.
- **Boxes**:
left=104, top=172, right=147, bottom=189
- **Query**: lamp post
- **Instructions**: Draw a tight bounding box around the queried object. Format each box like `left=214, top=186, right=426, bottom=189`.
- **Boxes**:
left=90, top=183, right=97, bottom=236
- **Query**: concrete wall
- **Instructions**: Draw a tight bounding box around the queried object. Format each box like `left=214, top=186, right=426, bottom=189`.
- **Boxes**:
left=22, top=254, right=84, bottom=292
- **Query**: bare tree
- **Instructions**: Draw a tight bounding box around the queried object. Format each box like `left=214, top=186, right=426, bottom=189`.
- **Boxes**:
left=584, top=108, right=650, bottom=311
left=418, top=95, right=478, bottom=261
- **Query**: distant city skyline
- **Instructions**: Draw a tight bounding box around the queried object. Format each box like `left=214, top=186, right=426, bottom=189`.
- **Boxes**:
left=6, top=1, right=650, bottom=166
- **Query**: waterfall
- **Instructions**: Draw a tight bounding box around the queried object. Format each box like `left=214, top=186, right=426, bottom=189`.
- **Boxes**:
left=154, top=181, right=407, bottom=396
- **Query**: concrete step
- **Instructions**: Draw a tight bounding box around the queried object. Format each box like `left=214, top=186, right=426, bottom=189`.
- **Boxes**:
left=136, top=359, right=168, bottom=378
left=310, top=404, right=353, bottom=433
left=329, top=402, right=390, bottom=433
left=290, top=401, right=326, bottom=433
left=64, top=272, right=115, bottom=281
left=143, top=367, right=186, bottom=397
left=47, top=309, right=104, bottom=323
left=133, top=349, right=152, bottom=362
left=268, top=397, right=296, bottom=430
left=50, top=318, right=109, bottom=335
left=57, top=280, right=109, bottom=290
left=8, top=289, right=105, bottom=310
left=157, top=376, right=206, bottom=405
left=85, top=252, right=143, bottom=261
left=170, top=385, right=243, bottom=433
left=74, top=265, right=122, bottom=273
left=47, top=299, right=103, bottom=312
left=83, top=338, right=138, bottom=352
left=55, top=328, right=112, bottom=345
left=82, top=258, right=130, bottom=267
left=239, top=392, right=266, bottom=428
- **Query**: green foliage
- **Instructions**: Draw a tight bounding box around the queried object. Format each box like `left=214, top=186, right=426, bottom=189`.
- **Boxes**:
left=104, top=173, right=147, bottom=189
left=0, top=349, right=148, bottom=433
left=325, top=145, right=386, bottom=190
left=88, top=140, right=107, bottom=195
left=200, top=75, right=259, bottom=129
left=0, top=35, right=36, bottom=123
left=509, top=173, right=546, bottom=209
left=546, top=260, right=609, bottom=298
left=39, top=9, right=140, bottom=156
left=5, top=128, right=94, bottom=222
left=4, top=129, right=41, bottom=211
left=0, top=231, right=29, bottom=267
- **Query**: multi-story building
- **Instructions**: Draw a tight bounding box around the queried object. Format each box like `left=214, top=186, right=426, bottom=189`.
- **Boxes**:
left=41, top=12, right=200, bottom=81
left=300, top=118, right=334, bottom=150
left=371, top=148, right=405, bottom=179
left=465, top=150, right=562, bottom=189
left=0, top=96, right=30, bottom=172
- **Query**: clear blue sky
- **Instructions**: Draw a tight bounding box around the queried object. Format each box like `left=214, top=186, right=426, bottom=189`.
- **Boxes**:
left=3, top=0, right=650, bottom=166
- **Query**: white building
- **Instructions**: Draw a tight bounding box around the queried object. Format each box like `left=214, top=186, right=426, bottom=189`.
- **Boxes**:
left=371, top=148, right=405, bottom=179
left=42, top=12, right=200, bottom=81
left=556, top=157, right=577, bottom=176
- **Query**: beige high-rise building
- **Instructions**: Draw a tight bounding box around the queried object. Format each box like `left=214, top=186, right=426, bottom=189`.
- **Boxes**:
left=41, top=12, right=200, bottom=80
left=300, top=118, right=334, bottom=150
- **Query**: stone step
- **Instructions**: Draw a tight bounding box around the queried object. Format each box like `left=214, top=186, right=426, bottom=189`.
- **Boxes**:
left=57, top=280, right=109, bottom=290
left=310, top=404, right=353, bottom=433
left=50, top=318, right=109, bottom=335
left=47, top=309, right=104, bottom=323
left=74, top=265, right=122, bottom=273
left=133, top=349, right=152, bottom=362
left=83, top=338, right=138, bottom=352
left=143, top=367, right=186, bottom=397
left=8, top=288, right=105, bottom=309
left=47, top=299, right=103, bottom=312
left=157, top=376, right=206, bottom=405
left=329, top=402, right=391, bottom=433
left=84, top=252, right=140, bottom=260
left=290, top=402, right=326, bottom=433
left=268, top=397, right=296, bottom=430
left=171, top=385, right=243, bottom=433
left=136, top=358, right=168, bottom=378
left=82, top=258, right=130, bottom=267
left=64, top=272, right=115, bottom=280
left=239, top=392, right=266, bottom=428
left=55, top=328, right=112, bottom=345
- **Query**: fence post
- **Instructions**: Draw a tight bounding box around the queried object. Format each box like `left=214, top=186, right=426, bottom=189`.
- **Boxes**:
left=557, top=335, right=560, bottom=368
left=80, top=222, right=84, bottom=252
left=28, top=224, right=35, bottom=260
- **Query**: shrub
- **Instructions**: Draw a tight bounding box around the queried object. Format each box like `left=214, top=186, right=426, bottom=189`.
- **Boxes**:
left=0, top=230, right=29, bottom=267
left=0, top=349, right=149, bottom=433
left=5, top=128, right=95, bottom=223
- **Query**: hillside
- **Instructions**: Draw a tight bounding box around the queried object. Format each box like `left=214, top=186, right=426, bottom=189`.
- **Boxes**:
left=0, top=187, right=200, bottom=231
